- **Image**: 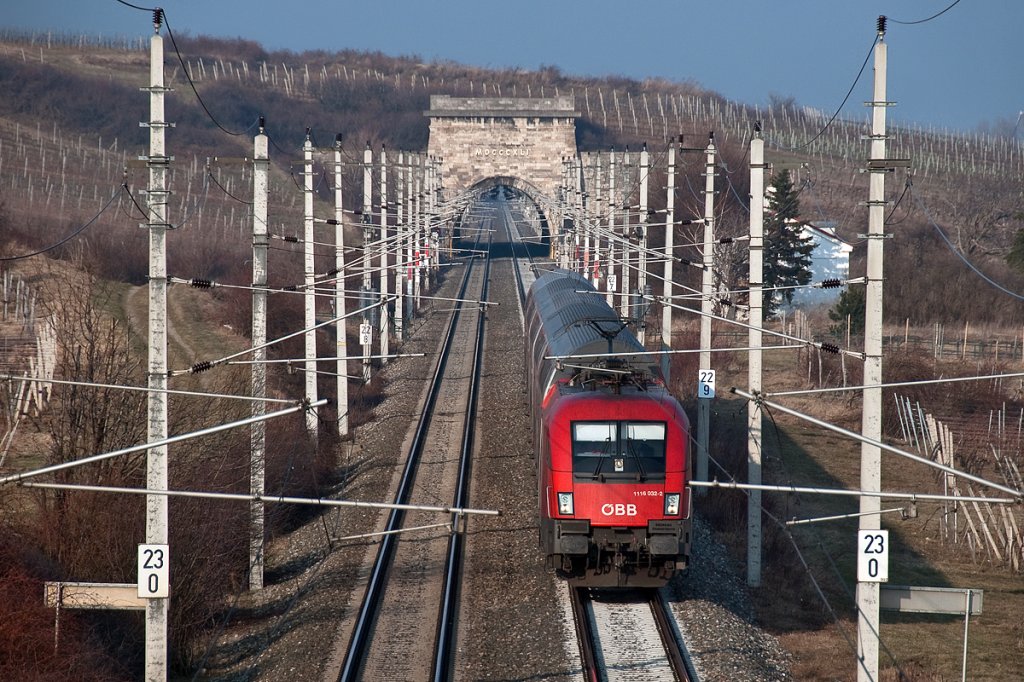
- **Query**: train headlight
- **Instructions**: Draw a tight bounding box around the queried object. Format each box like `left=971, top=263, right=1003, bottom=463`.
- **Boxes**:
left=664, top=493, right=681, bottom=516
left=557, top=492, right=574, bottom=516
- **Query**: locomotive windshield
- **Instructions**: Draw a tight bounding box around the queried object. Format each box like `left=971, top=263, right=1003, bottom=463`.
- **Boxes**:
left=571, top=421, right=666, bottom=481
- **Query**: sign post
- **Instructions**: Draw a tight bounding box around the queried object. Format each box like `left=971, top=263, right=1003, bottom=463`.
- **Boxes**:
left=880, top=585, right=982, bottom=682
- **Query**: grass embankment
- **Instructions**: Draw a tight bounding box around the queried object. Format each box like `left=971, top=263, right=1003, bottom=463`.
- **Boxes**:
left=706, top=339, right=1024, bottom=681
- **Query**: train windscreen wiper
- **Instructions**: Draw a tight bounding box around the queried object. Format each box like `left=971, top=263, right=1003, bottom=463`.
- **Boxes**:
left=591, top=438, right=614, bottom=481
left=626, top=439, right=647, bottom=482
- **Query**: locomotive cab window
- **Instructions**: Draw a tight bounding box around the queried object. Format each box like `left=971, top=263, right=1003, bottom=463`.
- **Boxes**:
left=571, top=421, right=666, bottom=481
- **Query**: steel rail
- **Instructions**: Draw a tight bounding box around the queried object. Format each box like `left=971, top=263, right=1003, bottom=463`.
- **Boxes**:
left=432, top=229, right=492, bottom=681
left=502, top=200, right=538, bottom=313
left=337, top=235, right=482, bottom=682
left=569, top=588, right=601, bottom=682
left=649, top=590, right=698, bottom=681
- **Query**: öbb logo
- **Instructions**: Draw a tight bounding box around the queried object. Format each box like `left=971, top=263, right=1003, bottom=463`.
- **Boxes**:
left=600, top=503, right=637, bottom=517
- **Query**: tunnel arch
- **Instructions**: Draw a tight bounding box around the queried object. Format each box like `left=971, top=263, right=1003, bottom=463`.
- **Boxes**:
left=426, top=95, right=579, bottom=202
left=456, top=176, right=551, bottom=249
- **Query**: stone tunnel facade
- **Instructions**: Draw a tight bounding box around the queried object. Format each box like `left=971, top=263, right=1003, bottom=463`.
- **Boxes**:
left=425, top=95, right=579, bottom=202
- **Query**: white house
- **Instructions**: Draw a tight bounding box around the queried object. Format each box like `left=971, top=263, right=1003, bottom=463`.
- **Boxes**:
left=788, top=220, right=853, bottom=308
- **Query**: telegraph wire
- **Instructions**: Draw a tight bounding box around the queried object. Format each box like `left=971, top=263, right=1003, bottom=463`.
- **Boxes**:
left=161, top=13, right=260, bottom=138
left=114, top=2, right=260, bottom=137
left=795, top=33, right=878, bottom=150
left=112, top=0, right=157, bottom=11
left=911, top=188, right=1024, bottom=301
left=207, top=167, right=253, bottom=205
left=887, top=1, right=964, bottom=25
left=0, top=186, right=122, bottom=261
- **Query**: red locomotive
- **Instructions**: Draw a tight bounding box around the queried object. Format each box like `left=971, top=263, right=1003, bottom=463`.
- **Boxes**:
left=525, top=269, right=692, bottom=586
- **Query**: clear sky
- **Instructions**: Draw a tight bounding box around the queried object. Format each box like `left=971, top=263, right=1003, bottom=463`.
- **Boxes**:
left=4, top=0, right=1021, bottom=134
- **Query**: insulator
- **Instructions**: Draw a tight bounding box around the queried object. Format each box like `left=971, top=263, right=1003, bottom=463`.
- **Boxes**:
left=325, top=268, right=339, bottom=277
left=191, top=360, right=213, bottom=374
left=283, top=235, right=299, bottom=243
left=190, top=278, right=212, bottom=289
left=820, top=278, right=842, bottom=289
left=719, top=237, right=734, bottom=244
left=820, top=343, right=840, bottom=355
left=153, top=9, right=163, bottom=29
left=877, top=15, right=887, bottom=35
left=718, top=298, right=733, bottom=308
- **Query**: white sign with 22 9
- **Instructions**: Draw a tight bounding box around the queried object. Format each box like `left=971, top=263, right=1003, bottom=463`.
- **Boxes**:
left=857, top=530, right=889, bottom=583
left=138, top=544, right=170, bottom=599
left=698, top=369, right=716, bottom=399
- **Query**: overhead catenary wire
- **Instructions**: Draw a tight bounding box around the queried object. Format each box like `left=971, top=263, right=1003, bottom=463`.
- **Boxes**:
left=19, top=481, right=499, bottom=517
left=656, top=295, right=857, bottom=358
left=733, top=387, right=1024, bottom=499
left=167, top=297, right=396, bottom=376
left=0, top=373, right=297, bottom=405
left=0, top=399, right=327, bottom=486
left=766, top=33, right=880, bottom=151
left=767, top=370, right=1024, bottom=398
left=690, top=425, right=893, bottom=678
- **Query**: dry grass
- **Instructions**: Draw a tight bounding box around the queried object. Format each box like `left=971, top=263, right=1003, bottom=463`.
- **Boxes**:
left=705, top=326, right=1024, bottom=681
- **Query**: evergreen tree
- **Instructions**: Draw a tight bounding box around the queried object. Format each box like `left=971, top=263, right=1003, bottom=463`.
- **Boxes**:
left=763, top=169, right=814, bottom=318
left=1008, top=228, right=1024, bottom=273
left=828, top=286, right=866, bottom=337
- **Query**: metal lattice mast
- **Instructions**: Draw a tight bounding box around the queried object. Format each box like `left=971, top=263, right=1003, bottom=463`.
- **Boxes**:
left=620, top=147, right=631, bottom=320
left=414, top=154, right=422, bottom=309
left=588, top=153, right=601, bottom=282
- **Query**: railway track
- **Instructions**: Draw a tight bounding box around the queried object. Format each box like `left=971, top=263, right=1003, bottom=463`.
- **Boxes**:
left=571, top=587, right=697, bottom=682
left=503, top=194, right=698, bottom=681
left=336, top=217, right=492, bottom=682
left=501, top=197, right=540, bottom=311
